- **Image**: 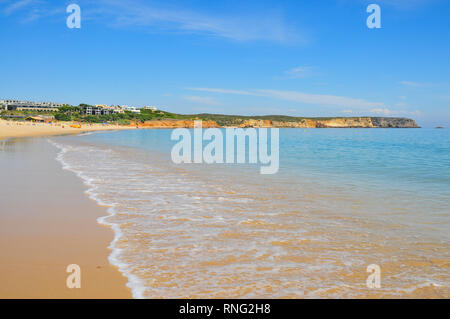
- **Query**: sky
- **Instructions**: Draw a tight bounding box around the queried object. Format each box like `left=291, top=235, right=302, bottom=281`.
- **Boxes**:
left=0, top=0, right=449, bottom=127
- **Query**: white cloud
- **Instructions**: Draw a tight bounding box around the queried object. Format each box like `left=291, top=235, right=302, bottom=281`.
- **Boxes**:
left=257, top=89, right=384, bottom=108
left=188, top=87, right=385, bottom=109
left=188, top=88, right=254, bottom=96
left=3, top=0, right=33, bottom=15
left=1, top=0, right=63, bottom=22
left=370, top=108, right=421, bottom=116
left=284, top=66, right=314, bottom=79
left=371, top=108, right=395, bottom=115
left=184, top=95, right=221, bottom=106
left=400, top=80, right=450, bottom=89
left=400, top=81, right=425, bottom=87
left=1, top=0, right=303, bottom=43
left=375, top=0, right=439, bottom=10
left=87, top=0, right=302, bottom=43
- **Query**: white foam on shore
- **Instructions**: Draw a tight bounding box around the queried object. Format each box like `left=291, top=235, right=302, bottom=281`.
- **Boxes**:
left=77, top=132, right=95, bottom=137
left=49, top=139, right=147, bottom=299
left=46, top=137, right=450, bottom=299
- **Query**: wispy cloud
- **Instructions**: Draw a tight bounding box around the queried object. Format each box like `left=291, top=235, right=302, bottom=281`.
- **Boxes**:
left=1, top=0, right=62, bottom=22
left=183, top=95, right=221, bottom=106
left=187, top=87, right=384, bottom=109
left=341, top=108, right=421, bottom=116
left=283, top=66, right=315, bottom=79
left=1, top=0, right=304, bottom=43
left=78, top=0, right=302, bottom=43
left=400, top=80, right=450, bottom=89
left=352, top=0, right=440, bottom=11
left=400, top=81, right=426, bottom=87
left=370, top=108, right=421, bottom=116
left=258, top=89, right=383, bottom=108
left=0, top=0, right=302, bottom=43
left=3, top=0, right=33, bottom=15
left=370, top=108, right=397, bottom=115
left=187, top=88, right=254, bottom=96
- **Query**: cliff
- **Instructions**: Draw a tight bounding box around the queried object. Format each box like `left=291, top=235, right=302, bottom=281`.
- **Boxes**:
left=369, top=117, right=419, bottom=128
left=237, top=117, right=419, bottom=128
left=134, top=119, right=219, bottom=128
left=133, top=117, right=419, bottom=129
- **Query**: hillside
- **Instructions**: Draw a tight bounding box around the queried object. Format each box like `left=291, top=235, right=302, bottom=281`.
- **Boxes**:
left=183, top=114, right=420, bottom=128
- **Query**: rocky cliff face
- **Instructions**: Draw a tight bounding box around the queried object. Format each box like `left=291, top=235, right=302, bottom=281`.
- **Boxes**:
left=369, top=117, right=419, bottom=128
left=134, top=119, right=219, bottom=128
left=239, top=117, right=419, bottom=128
left=134, top=117, right=419, bottom=129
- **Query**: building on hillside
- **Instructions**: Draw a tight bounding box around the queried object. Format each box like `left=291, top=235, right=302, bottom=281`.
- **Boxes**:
left=0, top=99, right=64, bottom=112
left=100, top=106, right=114, bottom=115
left=142, top=106, right=157, bottom=111
left=113, top=107, right=125, bottom=114
left=121, top=105, right=141, bottom=113
left=82, top=105, right=103, bottom=116
left=81, top=105, right=126, bottom=116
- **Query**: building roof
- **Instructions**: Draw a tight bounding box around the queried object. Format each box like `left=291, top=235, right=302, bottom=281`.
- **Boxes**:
left=25, top=116, right=45, bottom=121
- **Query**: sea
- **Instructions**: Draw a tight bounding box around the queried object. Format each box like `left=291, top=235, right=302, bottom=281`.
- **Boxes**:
left=49, top=128, right=450, bottom=298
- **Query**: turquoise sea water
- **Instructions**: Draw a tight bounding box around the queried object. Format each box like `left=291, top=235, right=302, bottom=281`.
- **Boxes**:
left=51, top=128, right=450, bottom=298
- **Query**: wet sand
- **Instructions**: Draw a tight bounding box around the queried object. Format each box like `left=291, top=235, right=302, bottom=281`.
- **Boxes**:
left=0, top=137, right=131, bottom=298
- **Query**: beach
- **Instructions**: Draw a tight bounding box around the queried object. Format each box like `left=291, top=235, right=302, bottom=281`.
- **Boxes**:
left=0, top=137, right=131, bottom=298
left=0, top=127, right=448, bottom=299
left=0, top=119, right=132, bottom=141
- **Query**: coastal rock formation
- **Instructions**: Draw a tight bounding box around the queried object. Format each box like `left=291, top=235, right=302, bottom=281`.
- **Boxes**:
left=134, top=117, right=419, bottom=129
left=370, top=117, right=419, bottom=128
left=238, top=119, right=273, bottom=128
left=239, top=117, right=419, bottom=128
left=135, top=119, right=219, bottom=128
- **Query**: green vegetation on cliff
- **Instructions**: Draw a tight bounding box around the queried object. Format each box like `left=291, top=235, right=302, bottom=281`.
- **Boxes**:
left=0, top=105, right=419, bottom=128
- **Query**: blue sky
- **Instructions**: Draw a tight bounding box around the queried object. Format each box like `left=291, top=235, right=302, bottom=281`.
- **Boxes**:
left=0, top=0, right=449, bottom=127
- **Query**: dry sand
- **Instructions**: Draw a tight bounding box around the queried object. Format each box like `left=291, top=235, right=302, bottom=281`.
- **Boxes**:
left=0, top=119, right=133, bottom=140
left=0, top=137, right=131, bottom=298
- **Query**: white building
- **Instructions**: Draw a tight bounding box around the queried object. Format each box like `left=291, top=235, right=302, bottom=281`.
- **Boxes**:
left=121, top=105, right=141, bottom=113
left=142, top=106, right=157, bottom=111
left=0, top=99, right=64, bottom=111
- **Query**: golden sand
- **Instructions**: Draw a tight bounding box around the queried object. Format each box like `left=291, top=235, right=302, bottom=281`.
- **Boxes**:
left=0, top=119, right=133, bottom=140
left=0, top=138, right=131, bottom=298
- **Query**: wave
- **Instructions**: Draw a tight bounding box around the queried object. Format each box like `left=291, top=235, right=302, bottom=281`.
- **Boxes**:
left=49, top=139, right=146, bottom=298
left=47, top=136, right=450, bottom=299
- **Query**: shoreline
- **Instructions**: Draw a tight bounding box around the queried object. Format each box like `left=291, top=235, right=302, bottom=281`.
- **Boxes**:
left=0, top=119, right=135, bottom=141
left=0, top=137, right=131, bottom=298
left=0, top=118, right=421, bottom=142
left=1, top=128, right=447, bottom=298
